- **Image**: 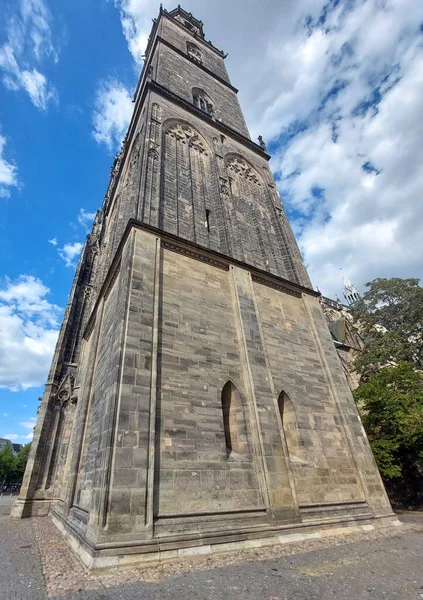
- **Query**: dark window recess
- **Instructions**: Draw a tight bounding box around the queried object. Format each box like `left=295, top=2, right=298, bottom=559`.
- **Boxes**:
left=221, top=381, right=248, bottom=459
left=205, top=209, right=211, bottom=232
left=278, top=390, right=296, bottom=456
left=193, top=92, right=214, bottom=116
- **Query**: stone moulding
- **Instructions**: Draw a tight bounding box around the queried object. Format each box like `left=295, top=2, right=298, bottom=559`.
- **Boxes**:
left=129, top=219, right=318, bottom=297
left=149, top=80, right=270, bottom=160
left=80, top=223, right=321, bottom=360
left=84, top=313, right=96, bottom=341
left=104, top=259, right=121, bottom=300
left=161, top=240, right=230, bottom=271
left=51, top=509, right=401, bottom=571
left=251, top=274, right=302, bottom=298
left=82, top=218, right=317, bottom=344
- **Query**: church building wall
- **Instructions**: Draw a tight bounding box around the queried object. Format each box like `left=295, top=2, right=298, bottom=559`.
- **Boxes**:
left=158, top=16, right=231, bottom=84
left=12, top=6, right=394, bottom=566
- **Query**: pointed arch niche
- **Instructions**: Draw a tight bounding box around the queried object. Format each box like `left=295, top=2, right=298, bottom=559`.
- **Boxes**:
left=277, top=390, right=307, bottom=465
left=161, top=121, right=220, bottom=250
left=221, top=381, right=249, bottom=459
left=223, top=153, right=279, bottom=271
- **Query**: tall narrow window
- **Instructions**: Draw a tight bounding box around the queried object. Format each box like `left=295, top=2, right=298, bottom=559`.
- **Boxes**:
left=192, top=88, right=214, bottom=116
left=277, top=391, right=297, bottom=458
left=221, top=381, right=248, bottom=459
left=205, top=209, right=211, bottom=232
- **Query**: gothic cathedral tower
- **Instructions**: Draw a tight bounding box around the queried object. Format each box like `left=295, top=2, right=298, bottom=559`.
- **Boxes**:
left=13, top=7, right=395, bottom=568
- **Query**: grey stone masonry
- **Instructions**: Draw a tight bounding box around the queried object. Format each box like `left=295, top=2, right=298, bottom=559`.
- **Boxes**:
left=13, top=5, right=394, bottom=569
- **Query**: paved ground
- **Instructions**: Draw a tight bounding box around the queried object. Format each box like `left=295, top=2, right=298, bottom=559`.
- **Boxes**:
left=0, top=495, right=18, bottom=517
left=0, top=513, right=46, bottom=600
left=0, top=510, right=422, bottom=600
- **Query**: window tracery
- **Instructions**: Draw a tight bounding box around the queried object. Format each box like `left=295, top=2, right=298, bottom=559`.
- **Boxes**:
left=226, top=156, right=261, bottom=185
left=166, top=123, right=207, bottom=154
left=187, top=42, right=203, bottom=64
left=192, top=88, right=214, bottom=116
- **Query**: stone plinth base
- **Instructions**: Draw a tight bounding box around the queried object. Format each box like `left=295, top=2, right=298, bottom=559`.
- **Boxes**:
left=51, top=510, right=400, bottom=572
left=10, top=498, right=52, bottom=518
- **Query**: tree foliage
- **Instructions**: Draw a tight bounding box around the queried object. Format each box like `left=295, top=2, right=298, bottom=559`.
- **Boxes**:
left=351, top=277, right=423, bottom=378
left=0, top=444, right=31, bottom=484
left=354, top=363, right=423, bottom=480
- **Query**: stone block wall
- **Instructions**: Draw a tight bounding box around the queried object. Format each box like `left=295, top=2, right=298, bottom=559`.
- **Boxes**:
left=158, top=16, right=231, bottom=85
left=51, top=226, right=390, bottom=549
left=156, top=246, right=262, bottom=517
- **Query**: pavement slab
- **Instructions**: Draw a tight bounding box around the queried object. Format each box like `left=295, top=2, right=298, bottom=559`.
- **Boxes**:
left=0, top=513, right=422, bottom=600
left=0, top=515, right=46, bottom=600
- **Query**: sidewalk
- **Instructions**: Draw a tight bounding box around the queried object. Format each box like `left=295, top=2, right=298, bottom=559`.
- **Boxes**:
left=0, top=511, right=422, bottom=600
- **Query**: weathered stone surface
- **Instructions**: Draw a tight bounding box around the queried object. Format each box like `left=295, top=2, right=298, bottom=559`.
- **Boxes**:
left=13, top=5, right=393, bottom=568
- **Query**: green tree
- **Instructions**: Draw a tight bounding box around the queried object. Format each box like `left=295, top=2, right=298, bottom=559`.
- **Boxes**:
left=0, top=445, right=17, bottom=483
left=354, top=363, right=423, bottom=481
left=14, top=444, right=31, bottom=481
left=351, top=277, right=423, bottom=378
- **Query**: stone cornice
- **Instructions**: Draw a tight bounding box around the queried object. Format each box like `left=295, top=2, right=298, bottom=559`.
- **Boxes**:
left=161, top=240, right=230, bottom=271
left=83, top=219, right=319, bottom=340
left=132, top=220, right=318, bottom=297
left=251, top=275, right=302, bottom=299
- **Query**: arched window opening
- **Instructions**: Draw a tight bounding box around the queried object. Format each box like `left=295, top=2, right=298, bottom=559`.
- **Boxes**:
left=192, top=88, right=213, bottom=116
left=278, top=391, right=300, bottom=461
left=151, top=103, right=161, bottom=121
left=45, top=403, right=66, bottom=490
left=220, top=134, right=226, bottom=144
left=221, top=381, right=248, bottom=459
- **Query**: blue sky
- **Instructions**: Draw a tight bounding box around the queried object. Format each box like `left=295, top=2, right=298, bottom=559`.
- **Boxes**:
left=1, top=0, right=423, bottom=443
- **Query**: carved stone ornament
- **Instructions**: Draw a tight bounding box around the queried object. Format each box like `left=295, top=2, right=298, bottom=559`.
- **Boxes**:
left=58, top=388, right=70, bottom=403
left=55, top=373, right=75, bottom=406
left=219, top=177, right=230, bottom=197
left=82, top=285, right=92, bottom=300
left=167, top=124, right=207, bottom=155
left=148, top=146, right=159, bottom=160
left=151, top=103, right=161, bottom=122
left=187, top=42, right=203, bottom=64
left=226, top=156, right=261, bottom=185
left=124, top=134, right=142, bottom=187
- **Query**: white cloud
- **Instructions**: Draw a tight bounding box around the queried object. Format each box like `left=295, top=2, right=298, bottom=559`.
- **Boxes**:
left=2, top=433, right=19, bottom=441
left=0, top=275, right=61, bottom=391
left=0, top=133, right=18, bottom=198
left=113, top=0, right=152, bottom=66
left=266, top=0, right=423, bottom=296
left=58, top=242, right=83, bottom=268
left=0, top=0, right=57, bottom=110
left=77, top=208, right=96, bottom=232
left=19, top=418, right=36, bottom=429
left=92, top=78, right=133, bottom=151
left=48, top=237, right=57, bottom=246
left=2, top=432, right=33, bottom=442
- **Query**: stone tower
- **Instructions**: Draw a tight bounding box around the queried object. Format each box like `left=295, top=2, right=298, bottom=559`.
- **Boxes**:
left=13, top=6, right=395, bottom=568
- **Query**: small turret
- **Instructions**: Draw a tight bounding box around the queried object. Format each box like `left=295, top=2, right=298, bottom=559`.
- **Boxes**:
left=341, top=273, right=361, bottom=306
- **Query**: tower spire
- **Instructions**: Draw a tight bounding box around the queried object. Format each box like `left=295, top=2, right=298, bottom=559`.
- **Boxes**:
left=340, top=269, right=361, bottom=306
